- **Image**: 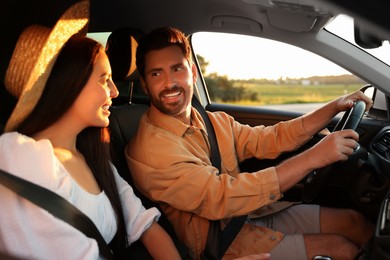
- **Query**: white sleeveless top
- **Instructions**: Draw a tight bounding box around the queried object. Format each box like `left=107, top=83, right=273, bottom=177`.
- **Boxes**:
left=0, top=132, right=160, bottom=259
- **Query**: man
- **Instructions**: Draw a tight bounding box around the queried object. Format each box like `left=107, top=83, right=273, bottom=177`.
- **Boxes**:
left=126, top=27, right=374, bottom=259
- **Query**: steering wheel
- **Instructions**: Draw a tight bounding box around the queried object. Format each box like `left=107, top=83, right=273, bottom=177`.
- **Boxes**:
left=302, top=100, right=366, bottom=203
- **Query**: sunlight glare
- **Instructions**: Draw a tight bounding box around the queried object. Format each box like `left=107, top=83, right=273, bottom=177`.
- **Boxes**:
left=192, top=32, right=350, bottom=80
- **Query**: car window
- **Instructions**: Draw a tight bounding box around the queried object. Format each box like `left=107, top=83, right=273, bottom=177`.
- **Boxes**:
left=88, top=32, right=110, bottom=46
left=191, top=32, right=367, bottom=113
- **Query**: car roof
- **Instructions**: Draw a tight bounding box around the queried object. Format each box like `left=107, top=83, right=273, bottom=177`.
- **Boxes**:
left=3, top=0, right=390, bottom=74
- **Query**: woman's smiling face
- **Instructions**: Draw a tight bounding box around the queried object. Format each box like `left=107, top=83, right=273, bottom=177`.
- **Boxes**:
left=68, top=49, right=119, bottom=129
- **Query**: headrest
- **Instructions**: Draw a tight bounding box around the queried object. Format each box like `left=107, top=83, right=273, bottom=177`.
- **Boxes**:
left=105, top=27, right=144, bottom=82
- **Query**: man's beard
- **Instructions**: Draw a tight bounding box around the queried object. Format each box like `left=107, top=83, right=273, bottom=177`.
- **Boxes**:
left=153, top=85, right=188, bottom=116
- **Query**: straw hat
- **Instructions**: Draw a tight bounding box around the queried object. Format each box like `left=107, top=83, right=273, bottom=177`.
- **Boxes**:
left=4, top=0, right=90, bottom=132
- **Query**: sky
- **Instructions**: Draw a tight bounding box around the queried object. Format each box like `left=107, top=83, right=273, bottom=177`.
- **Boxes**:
left=192, top=32, right=351, bottom=80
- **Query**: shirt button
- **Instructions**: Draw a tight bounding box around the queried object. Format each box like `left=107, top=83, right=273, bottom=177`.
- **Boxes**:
left=269, top=193, right=276, bottom=200
left=250, top=225, right=256, bottom=231
left=186, top=128, right=194, bottom=135
left=269, top=236, right=277, bottom=240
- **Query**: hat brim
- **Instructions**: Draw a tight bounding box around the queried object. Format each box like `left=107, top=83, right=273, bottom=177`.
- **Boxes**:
left=5, top=0, right=90, bottom=132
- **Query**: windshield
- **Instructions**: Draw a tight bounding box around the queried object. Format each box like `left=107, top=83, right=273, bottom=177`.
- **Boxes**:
left=325, top=14, right=390, bottom=66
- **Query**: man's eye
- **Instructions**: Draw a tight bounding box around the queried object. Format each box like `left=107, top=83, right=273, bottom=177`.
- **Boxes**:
left=151, top=72, right=160, bottom=77
left=175, top=67, right=183, bottom=72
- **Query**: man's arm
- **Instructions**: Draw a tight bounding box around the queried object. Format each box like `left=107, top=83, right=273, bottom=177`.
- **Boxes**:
left=276, top=90, right=373, bottom=192
left=301, top=90, right=372, bottom=136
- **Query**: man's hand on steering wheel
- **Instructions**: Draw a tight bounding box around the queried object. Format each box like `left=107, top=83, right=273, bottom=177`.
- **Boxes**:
left=306, top=129, right=360, bottom=170
left=302, top=90, right=372, bottom=203
left=335, top=90, right=373, bottom=113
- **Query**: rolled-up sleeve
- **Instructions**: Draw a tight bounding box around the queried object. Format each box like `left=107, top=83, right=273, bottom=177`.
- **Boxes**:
left=209, top=112, right=312, bottom=163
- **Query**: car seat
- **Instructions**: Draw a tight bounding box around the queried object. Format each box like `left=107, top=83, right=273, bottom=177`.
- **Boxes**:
left=106, top=27, right=188, bottom=259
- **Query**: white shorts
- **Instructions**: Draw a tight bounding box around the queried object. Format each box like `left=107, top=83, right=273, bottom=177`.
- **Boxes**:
left=248, top=204, right=320, bottom=260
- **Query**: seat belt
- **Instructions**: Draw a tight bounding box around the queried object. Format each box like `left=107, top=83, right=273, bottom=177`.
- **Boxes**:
left=0, top=169, right=115, bottom=260
left=192, top=96, right=247, bottom=260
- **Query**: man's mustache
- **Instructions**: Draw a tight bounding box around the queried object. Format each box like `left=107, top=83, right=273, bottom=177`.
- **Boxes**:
left=159, top=85, right=184, bottom=97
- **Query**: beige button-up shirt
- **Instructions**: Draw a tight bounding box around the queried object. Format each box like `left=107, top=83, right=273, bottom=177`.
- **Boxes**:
left=126, top=105, right=312, bottom=259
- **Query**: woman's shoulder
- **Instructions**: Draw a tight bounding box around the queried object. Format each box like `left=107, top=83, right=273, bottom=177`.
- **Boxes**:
left=0, top=132, right=32, bottom=151
left=0, top=131, right=67, bottom=191
left=0, top=131, right=54, bottom=170
left=0, top=131, right=51, bottom=148
left=1, top=131, right=26, bottom=139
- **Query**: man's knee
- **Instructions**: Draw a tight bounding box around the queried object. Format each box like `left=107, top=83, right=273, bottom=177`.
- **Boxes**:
left=337, top=209, right=374, bottom=236
left=304, top=234, right=359, bottom=260
left=342, top=208, right=368, bottom=225
left=321, top=207, right=372, bottom=230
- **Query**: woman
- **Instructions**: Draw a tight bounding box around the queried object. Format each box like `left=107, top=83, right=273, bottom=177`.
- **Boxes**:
left=0, top=1, right=180, bottom=259
left=0, top=1, right=271, bottom=259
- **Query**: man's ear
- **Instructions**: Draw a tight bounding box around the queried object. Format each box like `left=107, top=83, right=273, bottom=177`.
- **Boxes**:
left=140, top=77, right=149, bottom=95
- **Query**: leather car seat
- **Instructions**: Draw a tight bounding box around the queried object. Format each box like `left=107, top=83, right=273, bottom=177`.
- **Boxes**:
left=106, top=27, right=188, bottom=259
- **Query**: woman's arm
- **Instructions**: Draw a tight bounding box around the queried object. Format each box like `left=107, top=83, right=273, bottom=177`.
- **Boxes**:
left=235, top=253, right=271, bottom=260
left=140, top=221, right=181, bottom=260
left=140, top=222, right=271, bottom=260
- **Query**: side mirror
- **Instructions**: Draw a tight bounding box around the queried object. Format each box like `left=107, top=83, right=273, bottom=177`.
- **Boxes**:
left=360, top=85, right=389, bottom=120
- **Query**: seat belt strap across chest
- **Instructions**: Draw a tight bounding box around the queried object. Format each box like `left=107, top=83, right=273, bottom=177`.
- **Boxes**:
left=192, top=96, right=247, bottom=260
left=0, top=169, right=115, bottom=260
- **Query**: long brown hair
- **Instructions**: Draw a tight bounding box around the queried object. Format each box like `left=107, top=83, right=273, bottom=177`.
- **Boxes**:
left=17, top=35, right=128, bottom=249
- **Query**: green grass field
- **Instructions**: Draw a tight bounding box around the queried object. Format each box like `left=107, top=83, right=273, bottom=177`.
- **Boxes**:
left=227, top=83, right=363, bottom=106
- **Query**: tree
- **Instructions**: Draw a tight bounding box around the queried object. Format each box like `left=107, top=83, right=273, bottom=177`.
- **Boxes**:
left=196, top=55, right=258, bottom=102
left=196, top=55, right=209, bottom=75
